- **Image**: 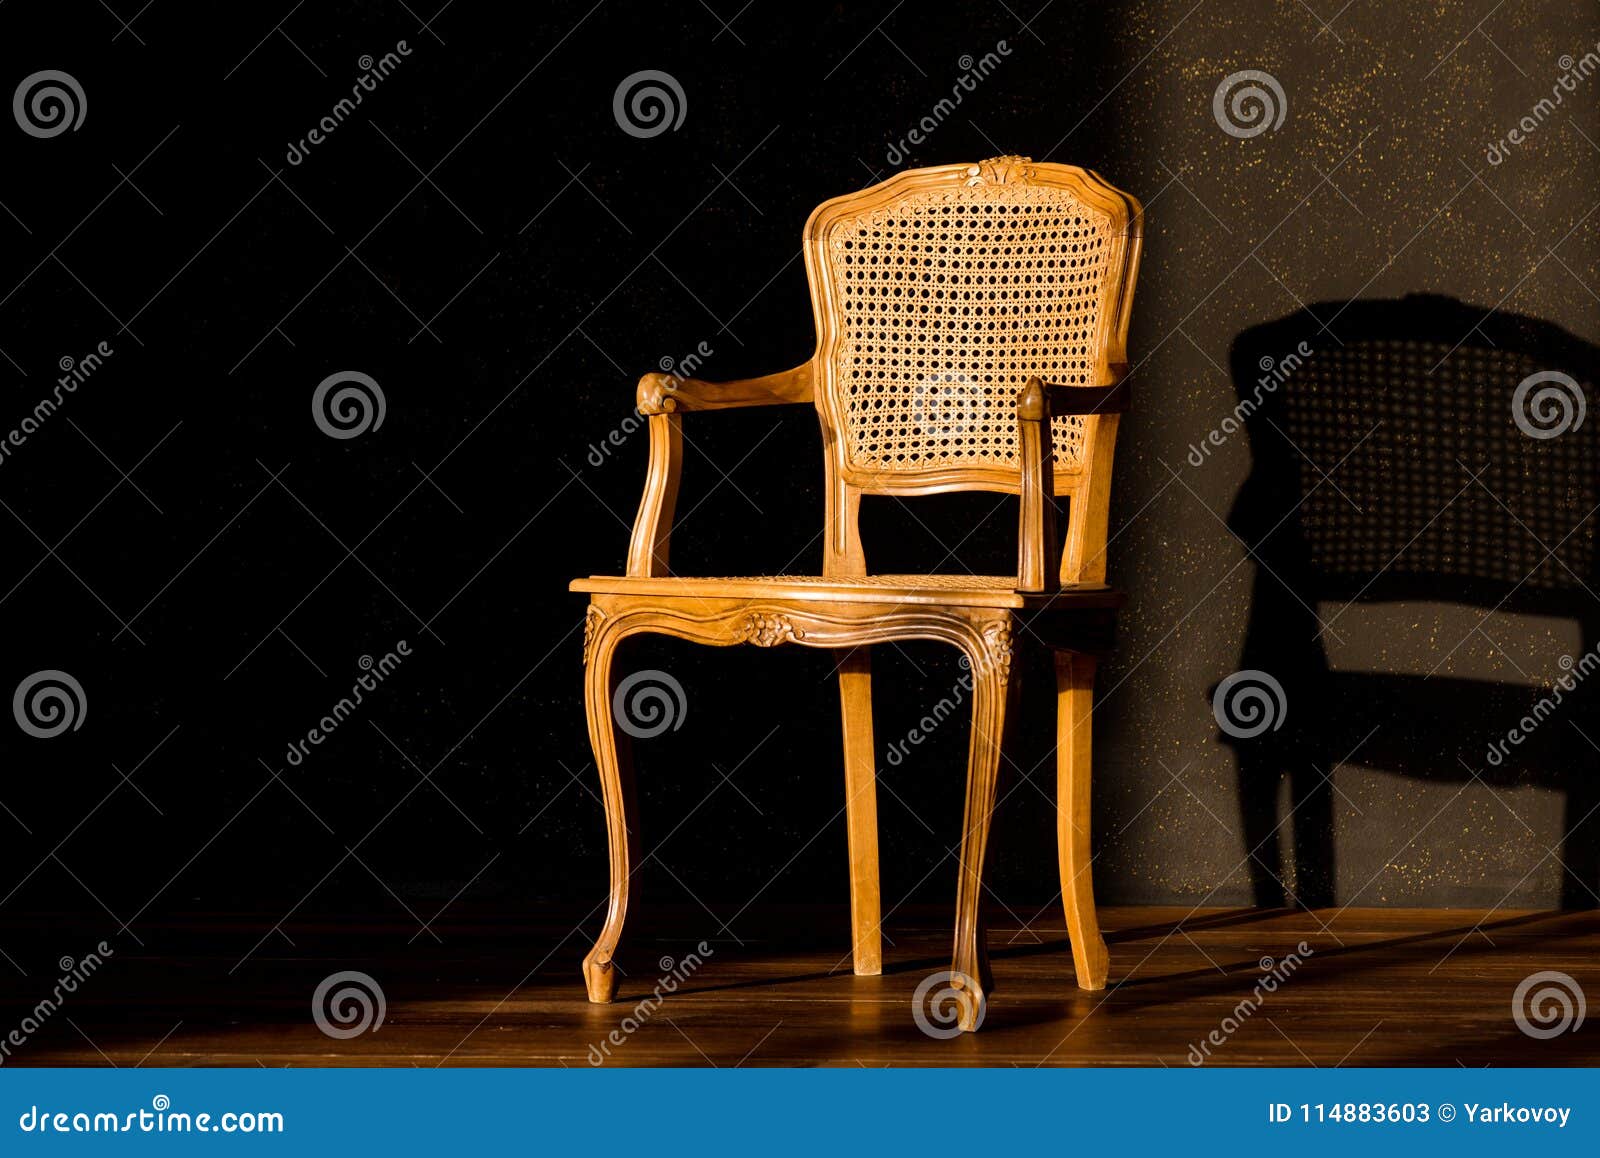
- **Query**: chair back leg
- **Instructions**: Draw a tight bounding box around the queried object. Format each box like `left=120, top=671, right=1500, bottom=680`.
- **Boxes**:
left=837, top=647, right=882, bottom=975
left=1056, top=649, right=1109, bottom=989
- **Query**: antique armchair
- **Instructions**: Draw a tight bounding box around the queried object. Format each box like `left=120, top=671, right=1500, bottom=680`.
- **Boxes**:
left=571, top=156, right=1142, bottom=1031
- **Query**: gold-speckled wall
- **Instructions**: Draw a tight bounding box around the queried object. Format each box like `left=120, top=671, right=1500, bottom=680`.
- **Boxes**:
left=1076, top=0, right=1600, bottom=905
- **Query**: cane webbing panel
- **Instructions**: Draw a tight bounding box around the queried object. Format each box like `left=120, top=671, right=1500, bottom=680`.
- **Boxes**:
left=824, top=181, right=1113, bottom=476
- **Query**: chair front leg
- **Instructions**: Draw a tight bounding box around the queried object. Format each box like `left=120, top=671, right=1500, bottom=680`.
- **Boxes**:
left=837, top=646, right=882, bottom=975
left=1055, top=649, right=1109, bottom=989
left=581, top=610, right=640, bottom=1003
left=950, top=620, right=1013, bottom=1031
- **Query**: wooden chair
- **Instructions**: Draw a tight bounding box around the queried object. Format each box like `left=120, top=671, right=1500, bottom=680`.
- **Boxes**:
left=571, top=156, right=1142, bottom=1031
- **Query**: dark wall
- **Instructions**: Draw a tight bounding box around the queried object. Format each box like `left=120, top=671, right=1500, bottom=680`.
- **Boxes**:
left=0, top=0, right=1596, bottom=946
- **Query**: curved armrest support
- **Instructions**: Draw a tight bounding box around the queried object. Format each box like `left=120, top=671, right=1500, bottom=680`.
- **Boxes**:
left=626, top=361, right=814, bottom=576
left=1016, top=368, right=1131, bottom=594
left=1041, top=363, right=1131, bottom=416
left=636, top=362, right=814, bottom=416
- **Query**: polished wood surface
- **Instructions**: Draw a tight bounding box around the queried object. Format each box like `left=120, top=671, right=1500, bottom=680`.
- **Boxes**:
left=837, top=646, right=882, bottom=977
left=6, top=906, right=1596, bottom=1066
left=1056, top=651, right=1108, bottom=989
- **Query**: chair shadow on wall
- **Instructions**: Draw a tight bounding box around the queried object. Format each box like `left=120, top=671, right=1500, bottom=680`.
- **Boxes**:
left=1217, top=294, right=1600, bottom=910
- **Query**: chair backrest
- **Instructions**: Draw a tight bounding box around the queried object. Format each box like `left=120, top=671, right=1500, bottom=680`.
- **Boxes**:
left=801, top=157, right=1142, bottom=577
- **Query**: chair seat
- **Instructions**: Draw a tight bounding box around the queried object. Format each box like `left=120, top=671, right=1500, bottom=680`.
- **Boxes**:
left=570, top=573, right=1124, bottom=610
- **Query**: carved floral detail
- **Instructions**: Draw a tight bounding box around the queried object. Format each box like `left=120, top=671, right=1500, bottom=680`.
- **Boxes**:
left=977, top=618, right=1015, bottom=683
left=965, top=155, right=1036, bottom=187
left=739, top=612, right=806, bottom=647
left=583, top=605, right=606, bottom=665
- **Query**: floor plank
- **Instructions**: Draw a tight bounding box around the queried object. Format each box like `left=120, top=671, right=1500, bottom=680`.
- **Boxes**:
left=2, top=907, right=1595, bottom=1066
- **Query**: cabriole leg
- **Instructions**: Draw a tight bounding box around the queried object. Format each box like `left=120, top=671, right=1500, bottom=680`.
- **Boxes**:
left=581, top=618, right=640, bottom=1003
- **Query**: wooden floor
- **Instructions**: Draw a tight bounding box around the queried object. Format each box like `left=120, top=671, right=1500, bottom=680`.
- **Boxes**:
left=4, top=906, right=1597, bottom=1066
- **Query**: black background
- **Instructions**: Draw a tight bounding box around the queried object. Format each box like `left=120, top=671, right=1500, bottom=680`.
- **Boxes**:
left=1, top=0, right=1598, bottom=978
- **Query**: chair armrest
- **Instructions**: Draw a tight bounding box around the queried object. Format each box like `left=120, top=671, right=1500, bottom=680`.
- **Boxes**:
left=1039, top=363, right=1131, bottom=416
left=1016, top=368, right=1131, bottom=594
left=1016, top=377, right=1061, bottom=594
left=627, top=361, right=815, bottom=576
left=636, top=362, right=814, bottom=415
